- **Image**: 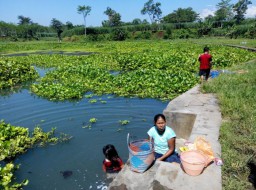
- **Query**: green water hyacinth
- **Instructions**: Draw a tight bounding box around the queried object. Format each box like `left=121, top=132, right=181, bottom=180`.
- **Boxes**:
left=0, top=58, right=39, bottom=90
left=0, top=121, right=71, bottom=161
left=31, top=63, right=114, bottom=101
left=0, top=120, right=71, bottom=189
left=4, top=41, right=256, bottom=101
left=0, top=163, right=29, bottom=189
left=89, top=99, right=97, bottom=103
left=119, top=120, right=130, bottom=125
left=89, top=118, right=97, bottom=123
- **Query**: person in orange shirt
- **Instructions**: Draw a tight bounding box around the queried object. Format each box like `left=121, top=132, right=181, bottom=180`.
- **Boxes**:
left=102, top=144, right=124, bottom=173
left=198, top=47, right=212, bottom=82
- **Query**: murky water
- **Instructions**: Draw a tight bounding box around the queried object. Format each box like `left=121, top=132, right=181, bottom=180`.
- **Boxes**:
left=0, top=83, right=167, bottom=189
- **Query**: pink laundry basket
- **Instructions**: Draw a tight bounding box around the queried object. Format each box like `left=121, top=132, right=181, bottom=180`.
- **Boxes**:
left=180, top=150, right=208, bottom=176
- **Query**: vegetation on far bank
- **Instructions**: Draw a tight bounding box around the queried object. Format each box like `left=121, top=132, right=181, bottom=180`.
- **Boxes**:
left=201, top=59, right=256, bottom=190
left=1, top=0, right=255, bottom=43
left=0, top=38, right=255, bottom=56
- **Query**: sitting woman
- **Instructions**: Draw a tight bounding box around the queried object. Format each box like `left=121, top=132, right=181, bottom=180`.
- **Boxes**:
left=147, top=113, right=180, bottom=163
left=102, top=144, right=124, bottom=173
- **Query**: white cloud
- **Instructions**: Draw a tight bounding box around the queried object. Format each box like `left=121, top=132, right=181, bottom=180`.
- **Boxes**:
left=246, top=5, right=256, bottom=18
left=199, top=5, right=256, bottom=19
left=199, top=9, right=215, bottom=19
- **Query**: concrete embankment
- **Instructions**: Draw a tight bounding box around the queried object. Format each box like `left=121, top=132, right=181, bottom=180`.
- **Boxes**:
left=226, top=44, right=256, bottom=52
left=108, top=84, right=222, bottom=190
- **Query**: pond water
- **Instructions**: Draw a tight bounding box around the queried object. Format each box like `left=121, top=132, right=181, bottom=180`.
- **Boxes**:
left=0, top=83, right=167, bottom=189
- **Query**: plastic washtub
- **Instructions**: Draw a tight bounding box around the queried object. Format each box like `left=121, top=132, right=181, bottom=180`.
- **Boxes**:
left=180, top=150, right=207, bottom=176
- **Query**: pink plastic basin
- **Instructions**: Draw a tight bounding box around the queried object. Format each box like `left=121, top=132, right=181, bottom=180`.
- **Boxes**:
left=180, top=150, right=207, bottom=176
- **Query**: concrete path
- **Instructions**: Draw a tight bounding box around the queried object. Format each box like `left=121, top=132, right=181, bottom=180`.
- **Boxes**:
left=108, top=84, right=222, bottom=190
left=226, top=44, right=256, bottom=52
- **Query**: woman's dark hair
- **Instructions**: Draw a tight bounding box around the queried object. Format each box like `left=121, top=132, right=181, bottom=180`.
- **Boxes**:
left=103, top=144, right=120, bottom=167
left=154, top=114, right=166, bottom=124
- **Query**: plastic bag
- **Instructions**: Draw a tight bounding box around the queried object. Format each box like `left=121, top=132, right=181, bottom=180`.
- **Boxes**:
left=194, top=136, right=214, bottom=159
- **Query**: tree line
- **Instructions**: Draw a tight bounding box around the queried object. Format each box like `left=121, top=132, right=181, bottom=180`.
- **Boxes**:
left=0, top=0, right=255, bottom=41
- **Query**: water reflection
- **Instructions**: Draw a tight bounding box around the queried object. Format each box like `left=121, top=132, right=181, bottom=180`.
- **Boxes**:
left=34, top=66, right=54, bottom=77
left=109, top=71, right=120, bottom=76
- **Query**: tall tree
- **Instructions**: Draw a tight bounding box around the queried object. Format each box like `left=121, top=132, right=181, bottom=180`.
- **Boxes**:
left=111, top=13, right=122, bottom=26
left=162, top=7, right=198, bottom=23
left=65, top=21, right=74, bottom=30
left=215, top=0, right=234, bottom=22
left=103, top=7, right=121, bottom=27
left=141, top=0, right=162, bottom=23
left=204, top=15, right=215, bottom=24
left=77, top=5, right=91, bottom=37
left=132, top=18, right=142, bottom=25
left=104, top=7, right=116, bottom=20
left=17, top=16, right=34, bottom=39
left=50, top=18, right=63, bottom=42
left=17, top=15, right=32, bottom=25
left=142, top=19, right=149, bottom=24
left=233, top=0, right=252, bottom=24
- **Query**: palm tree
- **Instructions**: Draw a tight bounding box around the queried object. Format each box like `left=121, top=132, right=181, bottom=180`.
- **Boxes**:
left=103, top=7, right=122, bottom=27
left=104, top=7, right=116, bottom=26
left=77, top=5, right=91, bottom=37
left=17, top=15, right=32, bottom=25
left=104, top=7, right=115, bottom=20
left=50, top=18, right=63, bottom=42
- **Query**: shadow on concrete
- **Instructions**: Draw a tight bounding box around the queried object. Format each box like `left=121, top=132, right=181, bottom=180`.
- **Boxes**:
left=164, top=111, right=196, bottom=139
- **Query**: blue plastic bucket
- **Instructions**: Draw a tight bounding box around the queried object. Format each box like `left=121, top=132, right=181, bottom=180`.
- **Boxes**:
left=127, top=133, right=154, bottom=173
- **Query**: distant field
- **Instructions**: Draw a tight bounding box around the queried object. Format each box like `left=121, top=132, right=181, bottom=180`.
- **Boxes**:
left=1, top=38, right=256, bottom=54
left=190, top=38, right=256, bottom=48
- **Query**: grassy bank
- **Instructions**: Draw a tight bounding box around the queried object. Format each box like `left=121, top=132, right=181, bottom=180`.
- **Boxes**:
left=201, top=59, right=256, bottom=190
left=190, top=38, right=256, bottom=48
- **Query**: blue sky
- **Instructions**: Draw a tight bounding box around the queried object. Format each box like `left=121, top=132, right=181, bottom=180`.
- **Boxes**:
left=0, top=0, right=255, bottom=27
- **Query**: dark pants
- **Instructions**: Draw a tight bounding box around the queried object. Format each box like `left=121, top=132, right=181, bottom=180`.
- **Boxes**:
left=155, top=152, right=181, bottom=163
left=199, top=69, right=211, bottom=80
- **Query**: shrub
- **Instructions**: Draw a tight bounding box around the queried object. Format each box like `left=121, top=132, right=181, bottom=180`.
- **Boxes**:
left=173, top=29, right=197, bottom=39
left=245, top=25, right=256, bottom=39
left=226, top=25, right=252, bottom=39
left=62, top=27, right=84, bottom=37
left=163, top=27, right=173, bottom=39
left=111, top=27, right=128, bottom=41
left=133, top=31, right=152, bottom=40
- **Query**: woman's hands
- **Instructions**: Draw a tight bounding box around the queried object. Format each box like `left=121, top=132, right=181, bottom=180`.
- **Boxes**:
left=157, top=137, right=175, bottom=161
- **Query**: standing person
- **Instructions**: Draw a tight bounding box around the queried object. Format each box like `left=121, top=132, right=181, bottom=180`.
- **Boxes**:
left=102, top=144, right=124, bottom=173
left=198, top=47, right=212, bottom=82
left=147, top=114, right=180, bottom=163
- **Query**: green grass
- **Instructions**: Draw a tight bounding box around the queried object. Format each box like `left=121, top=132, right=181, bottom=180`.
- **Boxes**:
left=201, top=59, right=256, bottom=190
left=189, top=38, right=256, bottom=48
